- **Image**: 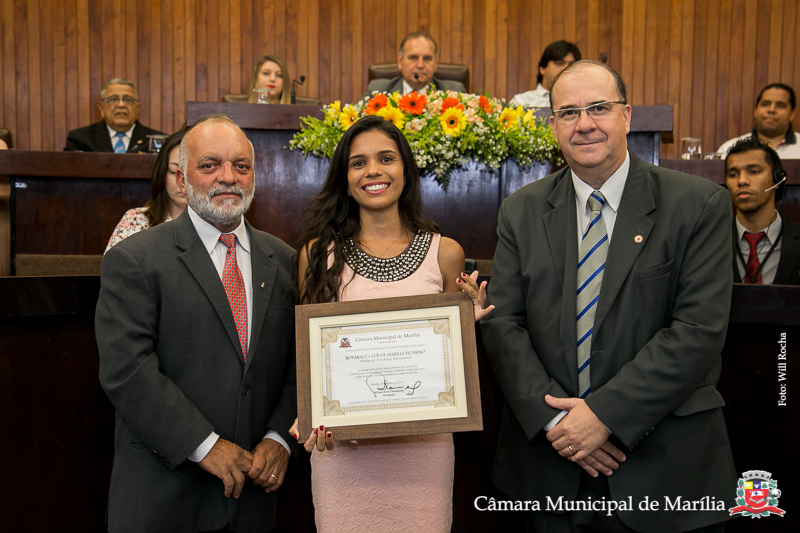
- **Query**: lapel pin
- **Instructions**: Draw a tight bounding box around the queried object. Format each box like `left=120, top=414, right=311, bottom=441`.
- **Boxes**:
left=260, top=282, right=265, bottom=289
left=634, top=235, right=643, bottom=243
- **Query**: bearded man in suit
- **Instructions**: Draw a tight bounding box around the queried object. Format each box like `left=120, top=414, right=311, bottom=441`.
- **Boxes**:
left=481, top=61, right=737, bottom=532
left=65, top=77, right=165, bottom=153
left=363, top=31, right=466, bottom=99
left=97, top=113, right=297, bottom=533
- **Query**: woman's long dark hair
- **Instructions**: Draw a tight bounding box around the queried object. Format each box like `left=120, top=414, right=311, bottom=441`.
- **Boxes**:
left=295, top=115, right=439, bottom=304
left=143, top=130, right=187, bottom=226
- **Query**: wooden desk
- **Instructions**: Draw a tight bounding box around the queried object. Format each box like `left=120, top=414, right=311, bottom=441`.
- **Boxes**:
left=1, top=277, right=795, bottom=532
left=0, top=104, right=675, bottom=273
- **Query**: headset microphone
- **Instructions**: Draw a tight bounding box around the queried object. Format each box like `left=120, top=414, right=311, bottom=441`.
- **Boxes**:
left=764, top=172, right=787, bottom=192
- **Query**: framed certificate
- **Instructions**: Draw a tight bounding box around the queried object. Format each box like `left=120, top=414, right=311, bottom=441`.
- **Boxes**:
left=295, top=292, right=483, bottom=441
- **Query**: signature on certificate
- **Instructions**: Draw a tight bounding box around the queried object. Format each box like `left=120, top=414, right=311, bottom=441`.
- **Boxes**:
left=366, top=373, right=421, bottom=397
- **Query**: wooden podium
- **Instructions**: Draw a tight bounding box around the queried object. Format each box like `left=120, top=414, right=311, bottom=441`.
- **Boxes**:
left=1, top=103, right=677, bottom=274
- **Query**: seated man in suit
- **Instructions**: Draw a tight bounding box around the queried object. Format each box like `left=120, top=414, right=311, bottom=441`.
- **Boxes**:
left=481, top=60, right=736, bottom=532
left=64, top=77, right=165, bottom=153
left=509, top=40, right=581, bottom=108
left=364, top=31, right=466, bottom=98
left=96, top=113, right=297, bottom=533
left=725, top=137, right=800, bottom=284
left=717, top=83, right=800, bottom=158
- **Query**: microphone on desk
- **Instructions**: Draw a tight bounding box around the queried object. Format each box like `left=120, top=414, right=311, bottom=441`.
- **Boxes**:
left=291, top=75, right=306, bottom=104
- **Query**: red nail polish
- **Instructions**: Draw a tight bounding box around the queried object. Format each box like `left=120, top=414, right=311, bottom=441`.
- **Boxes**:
left=327, top=432, right=332, bottom=438
left=314, top=428, right=318, bottom=435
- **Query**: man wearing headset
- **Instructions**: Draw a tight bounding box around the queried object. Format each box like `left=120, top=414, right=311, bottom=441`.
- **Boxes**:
left=725, top=137, right=800, bottom=284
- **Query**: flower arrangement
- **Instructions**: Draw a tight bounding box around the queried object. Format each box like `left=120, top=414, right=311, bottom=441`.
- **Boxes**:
left=288, top=89, right=561, bottom=189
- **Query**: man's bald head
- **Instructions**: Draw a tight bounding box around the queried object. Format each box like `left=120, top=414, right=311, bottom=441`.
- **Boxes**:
left=179, top=114, right=254, bottom=176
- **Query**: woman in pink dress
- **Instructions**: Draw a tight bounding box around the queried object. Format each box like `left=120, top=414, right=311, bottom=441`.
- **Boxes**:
left=293, top=116, right=492, bottom=532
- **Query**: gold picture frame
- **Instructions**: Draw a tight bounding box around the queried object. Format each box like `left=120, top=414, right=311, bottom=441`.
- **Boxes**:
left=295, top=292, right=483, bottom=441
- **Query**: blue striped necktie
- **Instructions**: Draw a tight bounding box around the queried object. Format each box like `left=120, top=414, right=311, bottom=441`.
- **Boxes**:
left=576, top=191, right=608, bottom=399
left=113, top=132, right=126, bottom=153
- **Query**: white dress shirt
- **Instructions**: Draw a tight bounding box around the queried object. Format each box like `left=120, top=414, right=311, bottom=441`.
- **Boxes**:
left=509, top=83, right=551, bottom=108
left=734, top=212, right=783, bottom=285
left=718, top=131, right=800, bottom=158
left=186, top=207, right=290, bottom=461
left=402, top=78, right=430, bottom=95
left=107, top=124, right=136, bottom=152
left=544, top=152, right=631, bottom=432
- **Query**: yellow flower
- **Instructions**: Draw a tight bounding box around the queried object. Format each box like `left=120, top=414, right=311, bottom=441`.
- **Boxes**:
left=522, top=109, right=535, bottom=128
left=338, top=105, right=359, bottom=130
left=376, top=105, right=405, bottom=130
left=499, top=107, right=520, bottom=129
left=324, top=100, right=342, bottom=125
left=439, top=107, right=467, bottom=136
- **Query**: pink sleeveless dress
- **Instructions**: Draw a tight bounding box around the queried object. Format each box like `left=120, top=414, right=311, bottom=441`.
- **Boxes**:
left=310, top=233, right=454, bottom=532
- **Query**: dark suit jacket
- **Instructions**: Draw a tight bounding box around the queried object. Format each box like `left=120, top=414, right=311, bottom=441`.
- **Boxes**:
left=363, top=76, right=467, bottom=99
left=731, top=214, right=800, bottom=285
left=481, top=152, right=738, bottom=532
left=64, top=120, right=165, bottom=153
left=96, top=211, right=297, bottom=533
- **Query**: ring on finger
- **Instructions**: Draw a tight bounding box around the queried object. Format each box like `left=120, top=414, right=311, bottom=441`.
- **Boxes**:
left=568, top=445, right=576, bottom=455
left=270, top=473, right=278, bottom=479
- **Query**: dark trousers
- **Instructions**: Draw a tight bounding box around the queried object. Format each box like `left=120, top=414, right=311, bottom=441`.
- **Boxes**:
left=524, top=472, right=725, bottom=533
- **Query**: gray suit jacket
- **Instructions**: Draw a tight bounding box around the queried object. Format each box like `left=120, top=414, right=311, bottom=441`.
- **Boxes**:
left=96, top=211, right=297, bottom=533
left=364, top=76, right=467, bottom=99
left=481, top=152, right=738, bottom=532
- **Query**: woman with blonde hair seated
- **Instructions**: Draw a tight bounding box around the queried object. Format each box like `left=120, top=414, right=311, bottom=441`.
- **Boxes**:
left=248, top=55, right=291, bottom=104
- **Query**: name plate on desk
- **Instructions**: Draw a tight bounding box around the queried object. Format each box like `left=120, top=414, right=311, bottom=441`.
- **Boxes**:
left=296, top=292, right=483, bottom=440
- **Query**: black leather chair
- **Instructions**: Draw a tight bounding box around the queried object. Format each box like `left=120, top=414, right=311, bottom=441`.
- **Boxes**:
left=367, top=63, right=470, bottom=93
left=0, top=128, right=12, bottom=149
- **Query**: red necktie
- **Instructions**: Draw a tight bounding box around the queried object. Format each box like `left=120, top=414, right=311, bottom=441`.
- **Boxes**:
left=743, top=232, right=766, bottom=284
left=219, top=234, right=247, bottom=360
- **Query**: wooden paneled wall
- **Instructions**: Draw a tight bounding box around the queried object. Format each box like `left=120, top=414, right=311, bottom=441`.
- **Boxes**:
left=1, top=0, right=799, bottom=158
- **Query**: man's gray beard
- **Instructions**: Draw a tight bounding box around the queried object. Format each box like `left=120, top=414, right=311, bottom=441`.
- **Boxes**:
left=185, top=180, right=255, bottom=227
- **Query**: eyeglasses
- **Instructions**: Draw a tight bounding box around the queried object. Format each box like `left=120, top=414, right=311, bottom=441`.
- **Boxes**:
left=102, top=95, right=138, bottom=106
left=552, top=101, right=626, bottom=124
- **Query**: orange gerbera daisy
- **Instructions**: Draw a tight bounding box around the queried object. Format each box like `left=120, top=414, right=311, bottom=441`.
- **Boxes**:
left=398, top=92, right=428, bottom=115
left=441, top=96, right=464, bottom=112
left=365, top=94, right=389, bottom=115
left=479, top=95, right=493, bottom=113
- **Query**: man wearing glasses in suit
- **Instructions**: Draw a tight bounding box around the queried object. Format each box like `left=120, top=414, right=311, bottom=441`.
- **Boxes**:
left=482, top=60, right=737, bottom=532
left=64, top=77, right=165, bottom=153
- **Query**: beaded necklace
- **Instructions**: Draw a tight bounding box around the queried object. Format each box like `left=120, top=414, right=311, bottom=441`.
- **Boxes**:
left=344, top=230, right=432, bottom=282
